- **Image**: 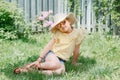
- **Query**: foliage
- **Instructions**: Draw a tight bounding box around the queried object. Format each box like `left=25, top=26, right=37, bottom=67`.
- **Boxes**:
left=0, top=1, right=31, bottom=40
left=67, top=0, right=82, bottom=20
left=32, top=10, right=54, bottom=33
left=93, top=0, right=120, bottom=35
left=111, top=0, right=120, bottom=27
left=0, top=33, right=120, bottom=80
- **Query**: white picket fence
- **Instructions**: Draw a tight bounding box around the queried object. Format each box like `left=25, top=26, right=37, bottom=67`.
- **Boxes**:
left=6, top=0, right=108, bottom=33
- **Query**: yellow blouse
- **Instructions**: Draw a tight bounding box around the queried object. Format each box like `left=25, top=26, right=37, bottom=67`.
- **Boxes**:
left=52, top=28, right=86, bottom=61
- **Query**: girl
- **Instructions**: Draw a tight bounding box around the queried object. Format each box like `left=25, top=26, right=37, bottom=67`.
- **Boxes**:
left=14, top=13, right=86, bottom=75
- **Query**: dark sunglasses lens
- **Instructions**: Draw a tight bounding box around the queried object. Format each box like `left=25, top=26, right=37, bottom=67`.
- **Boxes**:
left=62, top=21, right=66, bottom=24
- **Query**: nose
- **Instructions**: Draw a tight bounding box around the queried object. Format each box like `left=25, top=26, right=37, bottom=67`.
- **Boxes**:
left=61, top=25, right=65, bottom=29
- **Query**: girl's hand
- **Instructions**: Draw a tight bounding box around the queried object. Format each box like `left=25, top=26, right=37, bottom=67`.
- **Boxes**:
left=32, top=61, right=40, bottom=69
left=25, top=62, right=37, bottom=70
left=25, top=64, right=31, bottom=69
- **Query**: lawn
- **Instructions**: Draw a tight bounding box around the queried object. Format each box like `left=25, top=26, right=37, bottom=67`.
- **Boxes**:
left=0, top=32, right=120, bottom=80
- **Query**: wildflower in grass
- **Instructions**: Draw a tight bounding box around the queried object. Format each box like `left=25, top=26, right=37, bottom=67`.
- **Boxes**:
left=46, top=21, right=54, bottom=27
left=38, top=16, right=45, bottom=21
left=32, top=10, right=53, bottom=32
left=39, top=10, right=53, bottom=21
left=41, top=11, right=49, bottom=19
left=43, top=21, right=50, bottom=27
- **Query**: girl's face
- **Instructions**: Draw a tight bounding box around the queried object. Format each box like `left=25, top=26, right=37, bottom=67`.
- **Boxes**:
left=56, top=19, right=72, bottom=33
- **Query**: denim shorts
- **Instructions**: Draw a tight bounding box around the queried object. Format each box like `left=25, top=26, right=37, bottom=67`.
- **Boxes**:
left=44, top=50, right=65, bottom=64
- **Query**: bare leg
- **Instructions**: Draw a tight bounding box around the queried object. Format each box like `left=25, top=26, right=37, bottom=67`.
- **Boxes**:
left=40, top=64, right=65, bottom=75
left=38, top=53, right=62, bottom=70
left=14, top=52, right=65, bottom=75
left=54, top=64, right=65, bottom=74
left=14, top=62, right=37, bottom=74
left=14, top=67, right=29, bottom=74
left=40, top=70, right=53, bottom=75
left=36, top=53, right=66, bottom=75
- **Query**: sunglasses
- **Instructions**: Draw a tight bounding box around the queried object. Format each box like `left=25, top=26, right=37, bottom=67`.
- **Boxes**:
left=60, top=20, right=66, bottom=25
left=60, top=18, right=70, bottom=25
left=56, top=20, right=66, bottom=29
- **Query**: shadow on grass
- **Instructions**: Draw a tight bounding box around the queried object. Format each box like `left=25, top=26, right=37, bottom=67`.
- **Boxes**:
left=0, top=55, right=46, bottom=80
left=65, top=56, right=96, bottom=73
left=0, top=55, right=96, bottom=80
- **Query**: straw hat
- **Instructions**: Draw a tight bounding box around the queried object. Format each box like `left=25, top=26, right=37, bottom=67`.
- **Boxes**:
left=50, top=13, right=77, bottom=33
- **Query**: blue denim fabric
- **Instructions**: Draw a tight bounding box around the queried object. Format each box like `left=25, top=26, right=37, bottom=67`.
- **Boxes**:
left=44, top=50, right=65, bottom=64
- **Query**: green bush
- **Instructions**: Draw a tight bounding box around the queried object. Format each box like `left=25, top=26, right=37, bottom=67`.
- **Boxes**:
left=0, top=1, right=31, bottom=40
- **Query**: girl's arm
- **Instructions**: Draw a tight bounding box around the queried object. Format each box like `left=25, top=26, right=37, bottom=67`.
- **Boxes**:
left=72, top=44, right=80, bottom=65
left=37, top=38, right=55, bottom=62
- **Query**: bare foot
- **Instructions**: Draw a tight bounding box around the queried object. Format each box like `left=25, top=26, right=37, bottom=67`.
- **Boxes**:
left=14, top=67, right=28, bottom=74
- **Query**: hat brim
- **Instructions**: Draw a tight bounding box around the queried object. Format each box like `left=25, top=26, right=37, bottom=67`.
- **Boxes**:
left=50, top=13, right=77, bottom=33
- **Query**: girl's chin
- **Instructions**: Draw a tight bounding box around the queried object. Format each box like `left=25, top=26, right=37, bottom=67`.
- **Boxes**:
left=63, top=30, right=70, bottom=33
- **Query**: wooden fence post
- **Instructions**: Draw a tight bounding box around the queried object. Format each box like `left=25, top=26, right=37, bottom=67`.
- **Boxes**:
left=31, top=0, right=36, bottom=21
left=54, top=0, right=58, bottom=14
left=87, top=0, right=92, bottom=33
left=43, top=0, right=48, bottom=11
left=5, top=0, right=98, bottom=33
left=48, top=0, right=54, bottom=13
left=81, top=0, right=85, bottom=27
left=36, top=0, right=42, bottom=15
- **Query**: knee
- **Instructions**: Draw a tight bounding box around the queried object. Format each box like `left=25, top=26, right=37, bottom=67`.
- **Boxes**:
left=61, top=68, right=65, bottom=74
left=56, top=70, right=65, bottom=75
left=41, top=71, right=53, bottom=76
left=51, top=62, right=61, bottom=69
left=54, top=67, right=65, bottom=75
left=46, top=71, right=53, bottom=76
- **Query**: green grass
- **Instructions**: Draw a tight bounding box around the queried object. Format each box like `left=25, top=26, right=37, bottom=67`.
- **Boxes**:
left=0, top=33, right=120, bottom=80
